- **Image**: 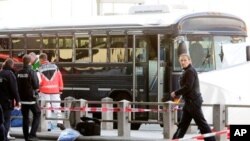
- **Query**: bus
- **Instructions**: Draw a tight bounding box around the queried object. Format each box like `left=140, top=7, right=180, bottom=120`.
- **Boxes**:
left=0, top=9, right=247, bottom=129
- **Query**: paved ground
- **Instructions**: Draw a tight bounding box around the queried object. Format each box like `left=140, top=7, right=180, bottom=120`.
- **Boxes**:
left=10, top=124, right=228, bottom=141
left=9, top=124, right=171, bottom=141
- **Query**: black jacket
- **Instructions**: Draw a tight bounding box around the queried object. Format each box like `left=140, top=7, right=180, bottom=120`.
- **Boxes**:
left=17, top=65, right=39, bottom=102
left=175, top=64, right=202, bottom=102
left=0, top=66, right=20, bottom=110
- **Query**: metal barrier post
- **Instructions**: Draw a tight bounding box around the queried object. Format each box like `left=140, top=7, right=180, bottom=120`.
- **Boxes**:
left=64, top=96, right=75, bottom=128
left=101, top=97, right=113, bottom=130
left=38, top=99, right=46, bottom=132
left=118, top=100, right=130, bottom=137
left=163, top=101, right=175, bottom=139
left=79, top=99, right=88, bottom=117
left=70, top=98, right=87, bottom=128
left=213, top=104, right=226, bottom=141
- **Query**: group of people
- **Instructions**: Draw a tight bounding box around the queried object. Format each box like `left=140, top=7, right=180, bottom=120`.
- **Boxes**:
left=0, top=51, right=215, bottom=141
left=0, top=52, right=64, bottom=141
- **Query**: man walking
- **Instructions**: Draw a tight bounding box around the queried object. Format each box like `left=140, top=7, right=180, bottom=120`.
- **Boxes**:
left=171, top=54, right=215, bottom=141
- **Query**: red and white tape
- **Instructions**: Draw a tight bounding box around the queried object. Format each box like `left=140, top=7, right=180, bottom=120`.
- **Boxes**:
left=172, top=129, right=228, bottom=141
left=41, top=106, right=120, bottom=112
left=41, top=106, right=181, bottom=113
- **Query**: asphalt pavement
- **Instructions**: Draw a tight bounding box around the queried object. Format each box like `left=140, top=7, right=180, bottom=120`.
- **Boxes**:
left=10, top=124, right=169, bottom=141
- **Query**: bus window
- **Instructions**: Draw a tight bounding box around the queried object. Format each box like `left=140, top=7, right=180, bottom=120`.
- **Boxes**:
left=173, top=38, right=187, bottom=71
left=173, top=35, right=215, bottom=72
left=0, top=38, right=10, bottom=62
left=58, top=36, right=73, bottom=62
left=11, top=35, right=25, bottom=62
left=213, top=36, right=245, bottom=69
left=92, top=36, right=107, bottom=63
left=187, top=35, right=214, bottom=71
left=42, top=36, right=56, bottom=62
left=75, top=36, right=90, bottom=63
left=110, top=36, right=125, bottom=63
left=136, top=36, right=147, bottom=62
left=26, top=34, right=41, bottom=55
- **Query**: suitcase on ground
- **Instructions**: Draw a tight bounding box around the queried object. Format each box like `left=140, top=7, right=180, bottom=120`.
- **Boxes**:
left=76, top=117, right=100, bottom=136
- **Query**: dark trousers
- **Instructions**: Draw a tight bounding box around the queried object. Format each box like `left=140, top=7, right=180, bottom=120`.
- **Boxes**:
left=21, top=104, right=41, bottom=141
left=173, top=101, right=216, bottom=141
left=0, top=124, right=6, bottom=141
left=3, top=109, right=11, bottom=141
left=0, top=105, right=6, bottom=141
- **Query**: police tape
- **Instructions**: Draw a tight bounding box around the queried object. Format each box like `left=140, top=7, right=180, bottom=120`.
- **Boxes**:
left=172, top=129, right=228, bottom=141
left=40, top=106, right=181, bottom=112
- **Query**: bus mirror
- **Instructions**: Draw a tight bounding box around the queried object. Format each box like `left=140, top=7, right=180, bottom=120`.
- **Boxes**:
left=219, top=44, right=224, bottom=62
left=177, top=41, right=187, bottom=56
left=246, top=46, right=250, bottom=61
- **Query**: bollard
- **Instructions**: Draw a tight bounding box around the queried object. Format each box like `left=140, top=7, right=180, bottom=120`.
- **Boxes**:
left=38, top=99, right=46, bottom=132
left=101, top=97, right=113, bottom=130
left=117, top=100, right=130, bottom=137
left=64, top=96, right=75, bottom=128
left=162, top=101, right=175, bottom=139
left=213, top=104, right=226, bottom=141
left=75, top=99, right=87, bottom=123
left=79, top=99, right=88, bottom=117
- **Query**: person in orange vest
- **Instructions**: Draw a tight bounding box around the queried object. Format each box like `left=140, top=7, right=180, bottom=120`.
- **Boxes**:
left=38, top=53, right=65, bottom=131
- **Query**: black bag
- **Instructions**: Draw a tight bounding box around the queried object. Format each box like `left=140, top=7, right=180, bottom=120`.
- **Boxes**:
left=76, top=117, right=100, bottom=136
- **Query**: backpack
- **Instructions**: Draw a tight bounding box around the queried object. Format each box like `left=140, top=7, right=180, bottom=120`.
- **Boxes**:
left=75, top=117, right=100, bottom=136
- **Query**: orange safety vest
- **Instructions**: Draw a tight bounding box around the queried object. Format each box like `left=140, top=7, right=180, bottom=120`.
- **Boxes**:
left=39, top=62, right=63, bottom=94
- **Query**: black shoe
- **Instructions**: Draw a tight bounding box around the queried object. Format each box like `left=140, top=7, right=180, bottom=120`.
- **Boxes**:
left=57, top=123, right=65, bottom=130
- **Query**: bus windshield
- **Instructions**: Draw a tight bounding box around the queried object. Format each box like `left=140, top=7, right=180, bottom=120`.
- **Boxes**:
left=173, top=35, right=245, bottom=72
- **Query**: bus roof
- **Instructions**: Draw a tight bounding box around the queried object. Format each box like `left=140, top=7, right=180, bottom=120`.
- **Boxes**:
left=0, top=11, right=246, bottom=35
left=0, top=13, right=182, bottom=31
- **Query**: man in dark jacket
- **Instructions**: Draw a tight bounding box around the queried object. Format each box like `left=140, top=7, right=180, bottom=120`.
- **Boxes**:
left=17, top=55, right=41, bottom=141
left=0, top=58, right=21, bottom=141
left=171, top=54, right=215, bottom=141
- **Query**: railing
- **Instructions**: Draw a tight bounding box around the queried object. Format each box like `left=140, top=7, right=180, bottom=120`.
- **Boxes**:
left=35, top=96, right=250, bottom=140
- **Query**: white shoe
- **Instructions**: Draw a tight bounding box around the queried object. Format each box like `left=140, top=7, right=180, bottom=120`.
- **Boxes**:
left=8, top=132, right=15, bottom=140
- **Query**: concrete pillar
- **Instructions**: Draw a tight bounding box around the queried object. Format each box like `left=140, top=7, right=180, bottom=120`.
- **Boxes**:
left=101, top=97, right=113, bottom=130
left=163, top=101, right=175, bottom=139
left=213, top=104, right=226, bottom=141
left=79, top=99, right=88, bottom=117
left=64, top=96, right=75, bottom=128
left=117, top=100, right=130, bottom=137
left=38, top=99, right=47, bottom=132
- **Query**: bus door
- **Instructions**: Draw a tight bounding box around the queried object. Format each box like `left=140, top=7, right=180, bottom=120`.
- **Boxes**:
left=147, top=34, right=167, bottom=119
left=131, top=34, right=167, bottom=121
left=131, top=35, right=147, bottom=103
left=130, top=34, right=148, bottom=123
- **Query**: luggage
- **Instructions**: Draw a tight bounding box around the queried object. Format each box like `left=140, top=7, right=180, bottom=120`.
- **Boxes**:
left=75, top=117, right=100, bottom=136
left=10, top=109, right=23, bottom=127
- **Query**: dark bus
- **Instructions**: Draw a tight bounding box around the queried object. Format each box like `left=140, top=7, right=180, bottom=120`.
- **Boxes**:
left=0, top=11, right=247, bottom=129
